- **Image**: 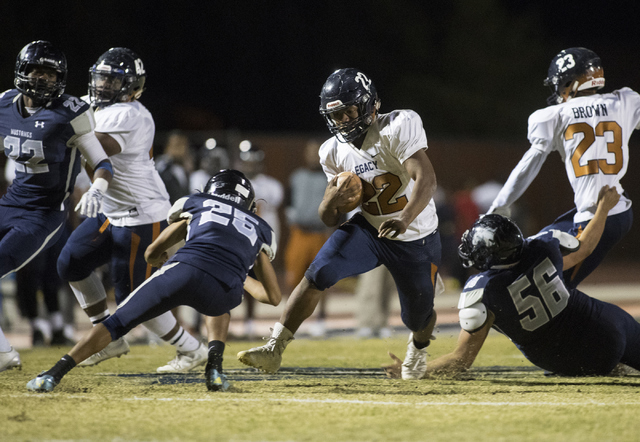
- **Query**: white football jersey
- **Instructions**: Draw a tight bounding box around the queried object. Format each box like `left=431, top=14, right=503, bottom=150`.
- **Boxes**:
left=319, top=109, right=438, bottom=241
left=527, top=88, right=640, bottom=222
left=251, top=173, right=284, bottom=244
left=91, top=100, right=171, bottom=226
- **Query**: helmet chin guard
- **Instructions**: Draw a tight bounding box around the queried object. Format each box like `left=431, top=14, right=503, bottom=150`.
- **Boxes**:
left=14, top=40, right=67, bottom=105
left=89, top=47, right=146, bottom=109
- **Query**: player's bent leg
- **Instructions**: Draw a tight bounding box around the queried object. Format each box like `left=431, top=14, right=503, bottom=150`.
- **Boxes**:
left=77, top=337, right=130, bottom=367
left=237, top=278, right=323, bottom=373
left=203, top=314, right=230, bottom=391
left=27, top=324, right=115, bottom=392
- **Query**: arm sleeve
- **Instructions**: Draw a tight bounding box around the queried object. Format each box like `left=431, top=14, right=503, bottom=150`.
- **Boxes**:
left=488, top=147, right=549, bottom=213
left=75, top=132, right=109, bottom=170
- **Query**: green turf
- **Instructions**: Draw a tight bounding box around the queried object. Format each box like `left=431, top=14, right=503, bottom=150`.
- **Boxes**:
left=2, top=331, right=639, bottom=441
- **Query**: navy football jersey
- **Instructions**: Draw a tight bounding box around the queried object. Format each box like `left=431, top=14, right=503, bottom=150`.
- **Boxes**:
left=168, top=193, right=276, bottom=290
left=0, top=89, right=92, bottom=210
left=461, top=232, right=601, bottom=369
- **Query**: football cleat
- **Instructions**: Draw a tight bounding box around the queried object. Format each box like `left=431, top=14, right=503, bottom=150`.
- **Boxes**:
left=78, top=337, right=130, bottom=367
left=237, top=323, right=294, bottom=373
left=205, top=365, right=230, bottom=392
left=26, top=373, right=57, bottom=392
left=0, top=347, right=22, bottom=372
left=401, top=333, right=428, bottom=380
left=157, top=343, right=207, bottom=373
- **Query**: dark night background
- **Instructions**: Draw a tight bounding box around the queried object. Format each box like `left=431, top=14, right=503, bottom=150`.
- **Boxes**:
left=2, top=0, right=639, bottom=138
left=1, top=0, right=639, bottom=263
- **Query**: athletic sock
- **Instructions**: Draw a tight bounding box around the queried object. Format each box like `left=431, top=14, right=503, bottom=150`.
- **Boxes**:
left=169, top=326, right=200, bottom=353
left=207, top=340, right=225, bottom=371
left=89, top=310, right=110, bottom=326
left=413, top=339, right=430, bottom=350
left=45, top=355, right=77, bottom=383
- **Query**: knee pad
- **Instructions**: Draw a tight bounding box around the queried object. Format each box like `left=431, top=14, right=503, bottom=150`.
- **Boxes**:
left=57, top=248, right=93, bottom=282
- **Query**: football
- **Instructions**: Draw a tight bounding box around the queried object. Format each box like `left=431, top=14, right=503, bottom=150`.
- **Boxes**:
left=336, top=171, right=363, bottom=213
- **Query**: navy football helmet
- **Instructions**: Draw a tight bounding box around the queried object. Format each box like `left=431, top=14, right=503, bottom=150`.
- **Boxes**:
left=203, top=169, right=256, bottom=211
left=14, top=40, right=67, bottom=105
left=319, top=68, right=381, bottom=143
left=89, top=47, right=146, bottom=108
left=544, top=47, right=604, bottom=105
left=458, top=214, right=524, bottom=271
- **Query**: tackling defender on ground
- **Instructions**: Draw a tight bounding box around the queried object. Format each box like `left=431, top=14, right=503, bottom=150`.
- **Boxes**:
left=385, top=186, right=640, bottom=378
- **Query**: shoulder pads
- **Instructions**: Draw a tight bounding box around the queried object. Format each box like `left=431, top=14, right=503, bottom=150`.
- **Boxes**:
left=459, top=302, right=488, bottom=333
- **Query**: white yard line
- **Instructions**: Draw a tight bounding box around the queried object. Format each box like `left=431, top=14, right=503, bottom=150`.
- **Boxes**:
left=13, top=394, right=640, bottom=407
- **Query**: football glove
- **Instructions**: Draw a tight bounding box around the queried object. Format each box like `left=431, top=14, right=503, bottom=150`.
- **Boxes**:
left=75, top=178, right=108, bottom=218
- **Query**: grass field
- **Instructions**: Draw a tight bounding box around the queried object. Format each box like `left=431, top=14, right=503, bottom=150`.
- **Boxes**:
left=2, top=330, right=640, bottom=441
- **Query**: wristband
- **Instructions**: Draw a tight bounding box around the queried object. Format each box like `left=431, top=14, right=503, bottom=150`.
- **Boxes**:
left=94, top=160, right=113, bottom=176
left=91, top=177, right=109, bottom=193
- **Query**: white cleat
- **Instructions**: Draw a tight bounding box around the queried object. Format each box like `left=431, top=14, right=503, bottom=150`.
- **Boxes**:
left=0, top=347, right=22, bottom=372
left=237, top=323, right=294, bottom=373
left=157, top=343, right=207, bottom=373
left=401, top=333, right=428, bottom=380
left=78, top=337, right=130, bottom=367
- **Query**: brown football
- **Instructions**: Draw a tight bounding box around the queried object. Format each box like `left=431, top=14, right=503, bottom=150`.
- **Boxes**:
left=336, top=171, right=363, bottom=213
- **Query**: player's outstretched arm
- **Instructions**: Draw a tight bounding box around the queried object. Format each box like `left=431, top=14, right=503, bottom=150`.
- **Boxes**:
left=382, top=312, right=494, bottom=379
left=144, top=219, right=188, bottom=267
left=244, top=251, right=282, bottom=306
left=563, top=185, right=620, bottom=270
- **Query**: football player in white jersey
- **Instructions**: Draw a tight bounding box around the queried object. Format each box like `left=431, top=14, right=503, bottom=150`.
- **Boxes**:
left=238, top=68, right=442, bottom=380
left=57, top=48, right=206, bottom=372
left=488, top=47, right=639, bottom=289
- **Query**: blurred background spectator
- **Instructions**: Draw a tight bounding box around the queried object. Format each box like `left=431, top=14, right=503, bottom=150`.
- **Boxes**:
left=156, top=130, right=195, bottom=203
left=236, top=140, right=284, bottom=337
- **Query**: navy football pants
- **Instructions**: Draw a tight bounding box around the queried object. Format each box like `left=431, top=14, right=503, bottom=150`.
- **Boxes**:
left=540, top=207, right=632, bottom=289
left=57, top=213, right=167, bottom=303
left=305, top=214, right=441, bottom=332
left=103, top=261, right=243, bottom=339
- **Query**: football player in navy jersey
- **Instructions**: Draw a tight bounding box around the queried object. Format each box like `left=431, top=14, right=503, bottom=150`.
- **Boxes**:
left=384, top=186, right=640, bottom=378
left=0, top=41, right=112, bottom=372
left=27, top=170, right=281, bottom=392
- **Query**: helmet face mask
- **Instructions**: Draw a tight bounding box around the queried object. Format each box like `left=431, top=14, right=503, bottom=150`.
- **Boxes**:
left=89, top=47, right=146, bottom=109
left=14, top=40, right=67, bottom=105
left=319, top=68, right=380, bottom=143
left=458, top=214, right=524, bottom=271
left=544, top=47, right=604, bottom=105
left=203, top=169, right=256, bottom=211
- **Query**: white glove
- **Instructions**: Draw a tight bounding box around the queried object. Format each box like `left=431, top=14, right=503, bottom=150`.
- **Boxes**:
left=75, top=178, right=108, bottom=218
